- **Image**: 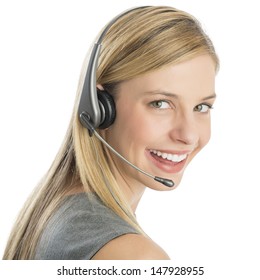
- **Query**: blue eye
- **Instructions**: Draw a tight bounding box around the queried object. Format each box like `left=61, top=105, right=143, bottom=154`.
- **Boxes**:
left=194, top=103, right=213, bottom=113
left=150, top=100, right=171, bottom=109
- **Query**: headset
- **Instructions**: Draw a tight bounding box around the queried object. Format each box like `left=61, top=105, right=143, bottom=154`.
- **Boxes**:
left=77, top=6, right=174, bottom=188
left=78, top=7, right=149, bottom=134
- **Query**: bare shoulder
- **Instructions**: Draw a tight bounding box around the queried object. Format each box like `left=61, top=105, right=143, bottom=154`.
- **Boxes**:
left=91, top=234, right=170, bottom=260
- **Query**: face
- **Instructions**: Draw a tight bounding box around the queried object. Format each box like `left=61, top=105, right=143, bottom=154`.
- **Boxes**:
left=103, top=54, right=216, bottom=191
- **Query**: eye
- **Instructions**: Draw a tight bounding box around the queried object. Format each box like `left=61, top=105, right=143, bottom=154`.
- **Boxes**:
left=150, top=100, right=171, bottom=109
left=194, top=103, right=213, bottom=113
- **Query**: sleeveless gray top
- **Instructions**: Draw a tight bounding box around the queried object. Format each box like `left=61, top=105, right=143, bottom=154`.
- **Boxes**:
left=34, top=193, right=139, bottom=259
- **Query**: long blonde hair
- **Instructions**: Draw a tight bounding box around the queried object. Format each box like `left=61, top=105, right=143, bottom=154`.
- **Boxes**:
left=3, top=6, right=219, bottom=259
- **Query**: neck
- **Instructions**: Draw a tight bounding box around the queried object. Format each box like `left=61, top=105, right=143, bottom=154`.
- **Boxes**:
left=111, top=165, right=146, bottom=213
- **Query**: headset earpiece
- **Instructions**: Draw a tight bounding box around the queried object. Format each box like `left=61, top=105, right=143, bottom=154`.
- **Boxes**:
left=97, top=89, right=116, bottom=129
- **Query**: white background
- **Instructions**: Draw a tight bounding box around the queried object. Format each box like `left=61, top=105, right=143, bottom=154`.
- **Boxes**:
left=0, top=0, right=259, bottom=279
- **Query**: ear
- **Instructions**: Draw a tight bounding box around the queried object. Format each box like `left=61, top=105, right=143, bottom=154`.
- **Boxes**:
left=97, top=84, right=104, bottom=91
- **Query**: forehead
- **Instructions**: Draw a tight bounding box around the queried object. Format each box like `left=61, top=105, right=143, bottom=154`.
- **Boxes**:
left=118, top=55, right=216, bottom=101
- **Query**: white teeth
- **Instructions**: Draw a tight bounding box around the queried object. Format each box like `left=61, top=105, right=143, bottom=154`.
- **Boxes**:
left=162, top=153, right=167, bottom=159
left=167, top=154, right=172, bottom=160
left=151, top=150, right=187, bottom=163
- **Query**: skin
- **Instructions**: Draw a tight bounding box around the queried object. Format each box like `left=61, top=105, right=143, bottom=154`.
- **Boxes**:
left=95, top=54, right=216, bottom=259
left=101, top=54, right=216, bottom=210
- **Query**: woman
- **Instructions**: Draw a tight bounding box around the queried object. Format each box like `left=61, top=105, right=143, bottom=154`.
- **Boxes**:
left=3, top=6, right=219, bottom=260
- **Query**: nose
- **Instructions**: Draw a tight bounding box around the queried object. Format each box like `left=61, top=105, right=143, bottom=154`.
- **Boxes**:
left=169, top=112, right=200, bottom=146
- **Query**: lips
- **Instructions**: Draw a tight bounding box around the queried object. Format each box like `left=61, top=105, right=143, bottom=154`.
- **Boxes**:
left=147, top=149, right=189, bottom=174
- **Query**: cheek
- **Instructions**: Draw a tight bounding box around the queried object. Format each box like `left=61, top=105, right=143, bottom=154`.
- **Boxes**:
left=108, top=104, right=159, bottom=153
left=198, top=120, right=211, bottom=151
left=120, top=112, right=157, bottom=147
left=186, top=122, right=211, bottom=166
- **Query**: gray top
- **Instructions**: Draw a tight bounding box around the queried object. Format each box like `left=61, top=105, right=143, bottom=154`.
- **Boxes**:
left=34, top=193, right=139, bottom=260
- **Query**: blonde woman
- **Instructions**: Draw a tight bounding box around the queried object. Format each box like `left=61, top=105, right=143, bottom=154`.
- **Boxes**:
left=3, top=6, right=218, bottom=260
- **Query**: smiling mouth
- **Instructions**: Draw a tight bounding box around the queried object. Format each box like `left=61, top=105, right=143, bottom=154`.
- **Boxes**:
left=150, top=150, right=188, bottom=163
left=148, top=149, right=188, bottom=174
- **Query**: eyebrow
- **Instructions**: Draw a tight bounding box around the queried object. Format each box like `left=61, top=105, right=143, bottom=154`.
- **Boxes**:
left=144, top=90, right=217, bottom=101
left=202, top=93, right=217, bottom=101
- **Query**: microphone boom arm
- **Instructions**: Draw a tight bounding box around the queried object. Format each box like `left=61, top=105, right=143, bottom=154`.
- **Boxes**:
left=93, top=131, right=174, bottom=188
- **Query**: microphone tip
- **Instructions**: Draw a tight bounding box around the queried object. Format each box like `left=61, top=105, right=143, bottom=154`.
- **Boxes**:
left=154, top=176, right=174, bottom=187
